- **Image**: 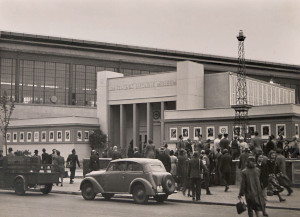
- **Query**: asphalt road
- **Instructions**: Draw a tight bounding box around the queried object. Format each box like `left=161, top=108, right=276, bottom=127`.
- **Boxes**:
left=0, top=191, right=299, bottom=217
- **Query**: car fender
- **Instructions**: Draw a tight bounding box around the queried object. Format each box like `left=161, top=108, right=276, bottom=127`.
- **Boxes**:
left=14, top=175, right=27, bottom=190
left=129, top=178, right=155, bottom=196
left=80, top=177, right=104, bottom=194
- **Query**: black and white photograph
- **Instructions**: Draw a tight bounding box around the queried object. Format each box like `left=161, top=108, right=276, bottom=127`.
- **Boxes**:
left=0, top=1, right=299, bottom=217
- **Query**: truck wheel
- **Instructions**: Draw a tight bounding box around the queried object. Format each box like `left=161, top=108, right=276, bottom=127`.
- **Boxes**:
left=81, top=181, right=96, bottom=200
left=153, top=194, right=168, bottom=203
left=132, top=184, right=148, bottom=204
left=162, top=175, right=175, bottom=194
left=14, top=178, right=25, bottom=195
left=102, top=193, right=114, bottom=200
left=41, top=184, right=52, bottom=194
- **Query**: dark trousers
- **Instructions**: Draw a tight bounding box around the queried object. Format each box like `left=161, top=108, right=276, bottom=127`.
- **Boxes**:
left=246, top=198, right=262, bottom=217
left=70, top=167, right=76, bottom=180
left=190, top=177, right=202, bottom=200
left=203, top=173, right=211, bottom=193
left=223, top=172, right=230, bottom=187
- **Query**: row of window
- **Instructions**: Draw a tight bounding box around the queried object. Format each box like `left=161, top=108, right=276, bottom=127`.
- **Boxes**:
left=169, top=124, right=299, bottom=141
left=6, top=130, right=90, bottom=143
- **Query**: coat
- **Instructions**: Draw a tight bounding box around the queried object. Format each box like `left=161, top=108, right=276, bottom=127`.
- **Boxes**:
left=275, top=154, right=286, bottom=175
left=220, top=138, right=230, bottom=151
left=67, top=154, right=80, bottom=168
left=188, top=157, right=207, bottom=178
left=89, top=154, right=100, bottom=171
left=239, top=167, right=265, bottom=210
left=219, top=153, right=232, bottom=174
left=256, top=161, right=269, bottom=188
left=238, top=152, right=249, bottom=170
left=158, top=152, right=171, bottom=172
left=54, top=155, right=65, bottom=176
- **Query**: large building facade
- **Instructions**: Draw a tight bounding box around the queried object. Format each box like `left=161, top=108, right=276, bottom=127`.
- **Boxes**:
left=0, top=31, right=299, bottom=158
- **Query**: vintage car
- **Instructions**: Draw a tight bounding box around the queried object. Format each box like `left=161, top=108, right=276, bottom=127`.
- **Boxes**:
left=80, top=158, right=176, bottom=204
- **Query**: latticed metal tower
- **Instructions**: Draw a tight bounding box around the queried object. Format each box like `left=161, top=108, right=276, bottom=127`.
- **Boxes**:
left=231, top=30, right=252, bottom=139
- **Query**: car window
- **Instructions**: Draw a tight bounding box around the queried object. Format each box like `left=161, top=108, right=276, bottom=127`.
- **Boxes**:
left=107, top=162, right=127, bottom=171
left=149, top=164, right=166, bottom=172
left=127, top=162, right=143, bottom=172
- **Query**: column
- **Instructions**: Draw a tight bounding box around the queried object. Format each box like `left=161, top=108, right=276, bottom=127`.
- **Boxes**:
left=160, top=102, right=165, bottom=144
left=120, top=104, right=126, bottom=149
left=147, top=102, right=153, bottom=142
left=133, top=103, right=140, bottom=148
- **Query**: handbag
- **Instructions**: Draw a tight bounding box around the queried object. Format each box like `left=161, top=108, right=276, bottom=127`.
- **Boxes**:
left=236, top=197, right=247, bottom=214
left=66, top=161, right=74, bottom=168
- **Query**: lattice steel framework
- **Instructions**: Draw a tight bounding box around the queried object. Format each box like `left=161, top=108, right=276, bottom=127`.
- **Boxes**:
left=232, top=30, right=252, bottom=139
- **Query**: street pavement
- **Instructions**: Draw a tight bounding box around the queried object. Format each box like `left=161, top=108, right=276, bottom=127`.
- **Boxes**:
left=52, top=168, right=300, bottom=211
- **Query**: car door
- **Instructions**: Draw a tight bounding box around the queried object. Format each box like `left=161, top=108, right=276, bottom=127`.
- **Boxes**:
left=103, top=162, right=127, bottom=192
left=123, top=162, right=144, bottom=192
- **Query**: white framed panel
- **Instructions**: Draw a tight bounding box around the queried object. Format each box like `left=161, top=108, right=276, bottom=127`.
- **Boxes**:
left=57, top=131, right=62, bottom=142
left=248, top=125, right=256, bottom=138
left=181, top=127, right=189, bottom=140
left=65, top=130, right=71, bottom=142
left=193, top=127, right=202, bottom=140
left=34, top=131, right=39, bottom=142
left=13, top=132, right=17, bottom=142
left=84, top=131, right=89, bottom=141
left=27, top=132, right=32, bottom=142
left=41, top=131, right=46, bottom=142
left=170, top=128, right=177, bottom=141
left=219, top=126, right=228, bottom=136
left=261, top=124, right=271, bottom=139
left=6, top=133, right=11, bottom=143
left=77, top=131, right=82, bottom=141
left=206, top=126, right=215, bottom=140
left=232, top=126, right=242, bottom=137
left=276, top=124, right=286, bottom=139
left=49, top=131, right=54, bottom=142
left=296, top=124, right=299, bottom=138
left=20, top=132, right=24, bottom=142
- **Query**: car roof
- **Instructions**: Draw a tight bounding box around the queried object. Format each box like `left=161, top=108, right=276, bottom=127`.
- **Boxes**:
left=111, top=158, right=162, bottom=164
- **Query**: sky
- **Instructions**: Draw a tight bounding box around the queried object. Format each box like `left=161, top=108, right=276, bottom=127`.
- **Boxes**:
left=0, top=0, right=299, bottom=65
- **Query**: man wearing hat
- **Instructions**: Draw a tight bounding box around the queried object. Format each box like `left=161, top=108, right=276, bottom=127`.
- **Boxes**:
left=7, top=147, right=14, bottom=157
left=89, top=150, right=100, bottom=172
left=220, top=133, right=230, bottom=153
left=67, top=149, right=80, bottom=184
left=188, top=151, right=208, bottom=201
left=32, top=150, right=41, bottom=172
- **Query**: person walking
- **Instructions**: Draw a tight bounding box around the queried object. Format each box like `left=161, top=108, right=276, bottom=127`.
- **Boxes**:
left=188, top=151, right=207, bottom=201
left=250, top=131, right=263, bottom=155
left=67, top=149, right=80, bottom=184
left=256, top=154, right=269, bottom=216
left=239, top=156, right=266, bottom=217
left=54, top=150, right=65, bottom=186
left=214, top=148, right=222, bottom=185
left=89, top=150, right=100, bottom=172
left=201, top=150, right=212, bottom=195
left=177, top=149, right=188, bottom=190
left=219, top=149, right=232, bottom=192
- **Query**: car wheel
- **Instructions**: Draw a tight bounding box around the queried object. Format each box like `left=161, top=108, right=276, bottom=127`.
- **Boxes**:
left=102, top=193, right=114, bottom=200
left=162, top=175, right=175, bottom=194
left=153, top=194, right=168, bottom=203
left=40, top=184, right=52, bottom=194
left=81, top=181, right=96, bottom=200
left=132, top=184, right=149, bottom=204
left=14, top=178, right=25, bottom=195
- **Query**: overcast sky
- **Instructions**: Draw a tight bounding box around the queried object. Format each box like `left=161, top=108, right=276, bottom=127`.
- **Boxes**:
left=0, top=0, right=299, bottom=65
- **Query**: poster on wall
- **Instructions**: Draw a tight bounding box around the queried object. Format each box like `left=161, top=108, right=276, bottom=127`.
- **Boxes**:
left=6, top=133, right=11, bottom=143
left=57, top=131, right=62, bottom=142
left=84, top=131, right=89, bottom=141
left=65, top=130, right=71, bottom=141
left=20, top=132, right=24, bottom=142
left=193, top=127, right=202, bottom=140
left=233, top=126, right=241, bottom=137
left=49, top=131, right=54, bottom=142
left=206, top=126, right=215, bottom=140
left=219, top=126, right=228, bottom=136
left=276, top=124, right=286, bottom=138
left=34, top=132, right=39, bottom=142
left=27, top=132, right=32, bottom=142
left=170, top=128, right=177, bottom=141
left=13, top=132, right=17, bottom=142
left=77, top=131, right=82, bottom=141
left=248, top=125, right=256, bottom=138
left=41, top=131, right=46, bottom=142
left=182, top=127, right=189, bottom=140
left=296, top=124, right=299, bottom=138
left=261, top=125, right=271, bottom=139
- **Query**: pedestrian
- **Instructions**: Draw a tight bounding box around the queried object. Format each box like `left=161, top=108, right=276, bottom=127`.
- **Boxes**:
left=164, top=143, right=171, bottom=156
left=177, top=149, right=188, bottom=190
left=213, top=133, right=222, bottom=154
left=177, top=135, right=185, bottom=151
left=283, top=140, right=290, bottom=158
left=32, top=150, right=41, bottom=172
left=170, top=150, right=178, bottom=177
left=144, top=139, right=156, bottom=159
left=7, top=147, right=14, bottom=157
left=89, top=150, right=100, bottom=172
left=219, top=149, right=232, bottom=192
left=220, top=133, right=230, bottom=153
left=194, top=134, right=204, bottom=153
left=290, top=136, right=299, bottom=158
left=51, top=149, right=56, bottom=173
left=185, top=139, right=193, bottom=157
left=111, top=146, right=122, bottom=160
left=239, top=156, right=266, bottom=217
left=239, top=148, right=250, bottom=171
left=41, top=148, right=50, bottom=173
left=250, top=131, right=263, bottom=155
left=239, top=137, right=249, bottom=153
left=55, top=150, right=65, bottom=186
left=157, top=147, right=171, bottom=172
left=133, top=147, right=142, bottom=158
left=67, top=149, right=80, bottom=184
left=265, top=136, right=276, bottom=156
left=127, top=141, right=134, bottom=158
left=188, top=151, right=207, bottom=201
left=201, top=150, right=212, bottom=195
left=230, top=136, right=240, bottom=160
left=214, top=148, right=222, bottom=185
left=256, top=154, right=269, bottom=216
left=276, top=136, right=284, bottom=150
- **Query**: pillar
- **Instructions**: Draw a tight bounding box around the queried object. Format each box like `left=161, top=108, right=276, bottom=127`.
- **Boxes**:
left=120, top=104, right=126, bottom=149
left=133, top=103, right=140, bottom=148
left=161, top=102, right=165, bottom=144
left=147, top=102, right=153, bottom=142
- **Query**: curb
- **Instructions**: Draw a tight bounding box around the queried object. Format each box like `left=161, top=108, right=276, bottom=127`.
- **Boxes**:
left=49, top=190, right=300, bottom=211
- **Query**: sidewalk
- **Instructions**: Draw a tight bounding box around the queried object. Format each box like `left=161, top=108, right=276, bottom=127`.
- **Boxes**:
left=52, top=171, right=300, bottom=210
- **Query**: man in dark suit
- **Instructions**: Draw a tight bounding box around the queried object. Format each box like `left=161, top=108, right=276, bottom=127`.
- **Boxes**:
left=219, top=149, right=232, bottom=192
left=157, top=147, right=171, bottom=172
left=67, top=149, right=80, bottom=184
left=220, top=133, right=230, bottom=152
left=188, top=151, right=208, bottom=201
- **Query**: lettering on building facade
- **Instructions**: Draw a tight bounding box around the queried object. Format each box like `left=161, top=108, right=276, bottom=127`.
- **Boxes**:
left=109, top=80, right=177, bottom=91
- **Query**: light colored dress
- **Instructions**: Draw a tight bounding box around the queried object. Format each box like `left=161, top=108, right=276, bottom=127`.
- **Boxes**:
left=170, top=155, right=178, bottom=176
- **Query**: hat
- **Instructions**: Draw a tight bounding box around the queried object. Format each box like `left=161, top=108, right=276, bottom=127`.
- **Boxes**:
left=8, top=147, right=13, bottom=152
left=72, top=148, right=76, bottom=153
left=34, top=150, right=38, bottom=154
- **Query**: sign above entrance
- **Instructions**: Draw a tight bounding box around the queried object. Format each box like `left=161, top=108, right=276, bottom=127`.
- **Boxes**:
left=109, top=80, right=176, bottom=91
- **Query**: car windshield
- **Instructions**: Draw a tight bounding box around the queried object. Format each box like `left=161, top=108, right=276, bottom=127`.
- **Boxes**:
left=149, top=164, right=166, bottom=172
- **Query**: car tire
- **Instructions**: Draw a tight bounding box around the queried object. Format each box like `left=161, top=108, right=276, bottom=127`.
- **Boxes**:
left=102, top=193, right=114, bottom=200
left=132, top=184, right=149, bottom=204
left=14, top=178, right=25, bottom=195
left=81, top=181, right=96, bottom=200
left=40, top=184, right=52, bottom=194
left=153, top=194, right=168, bottom=203
left=162, top=175, right=175, bottom=194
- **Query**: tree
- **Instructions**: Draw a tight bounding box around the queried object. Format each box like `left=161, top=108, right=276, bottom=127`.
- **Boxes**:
left=89, top=127, right=107, bottom=154
left=0, top=91, right=15, bottom=155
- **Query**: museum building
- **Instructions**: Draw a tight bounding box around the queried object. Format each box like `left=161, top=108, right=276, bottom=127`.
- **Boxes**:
left=0, top=31, right=299, bottom=158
